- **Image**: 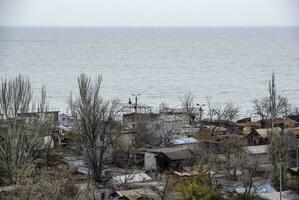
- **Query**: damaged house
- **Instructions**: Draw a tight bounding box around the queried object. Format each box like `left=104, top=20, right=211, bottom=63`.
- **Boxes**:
left=244, top=127, right=282, bottom=146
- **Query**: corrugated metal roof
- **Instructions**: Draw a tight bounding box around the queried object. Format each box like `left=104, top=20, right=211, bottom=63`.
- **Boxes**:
left=274, top=118, right=298, bottom=127
left=115, top=188, right=158, bottom=200
left=170, top=137, right=199, bottom=145
left=160, top=149, right=194, bottom=160
left=148, top=146, right=190, bottom=153
left=61, top=156, right=85, bottom=168
left=237, top=121, right=261, bottom=128
left=172, top=171, right=199, bottom=177
left=242, top=145, right=269, bottom=155
left=259, top=190, right=299, bottom=200
left=255, top=127, right=282, bottom=139
left=111, top=173, right=152, bottom=185
left=233, top=183, right=275, bottom=194
left=148, top=146, right=194, bottom=160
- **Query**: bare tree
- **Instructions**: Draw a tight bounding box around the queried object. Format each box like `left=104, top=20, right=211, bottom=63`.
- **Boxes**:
left=253, top=96, right=291, bottom=121
left=206, top=97, right=239, bottom=121
left=269, top=132, right=297, bottom=189
left=0, top=75, right=32, bottom=118
left=252, top=98, right=268, bottom=121
left=222, top=135, right=244, bottom=180
left=206, top=97, right=217, bottom=121
left=216, top=102, right=239, bottom=121
left=156, top=173, right=171, bottom=200
left=133, top=120, right=158, bottom=148
left=263, top=73, right=297, bottom=189
left=69, top=73, right=120, bottom=182
left=0, top=75, right=52, bottom=185
left=252, top=73, right=292, bottom=123
left=110, top=132, right=134, bottom=167
left=292, top=107, right=299, bottom=115
left=241, top=161, right=260, bottom=200
left=1, top=165, right=82, bottom=200
left=193, top=143, right=224, bottom=187
left=180, top=92, right=196, bottom=125
left=133, top=117, right=171, bottom=148
left=154, top=119, right=177, bottom=148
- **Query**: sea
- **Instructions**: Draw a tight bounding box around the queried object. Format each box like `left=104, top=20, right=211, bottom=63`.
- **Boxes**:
left=0, top=27, right=299, bottom=117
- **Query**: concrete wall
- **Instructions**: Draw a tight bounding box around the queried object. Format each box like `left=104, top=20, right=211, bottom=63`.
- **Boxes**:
left=144, top=152, right=156, bottom=170
left=160, top=113, right=189, bottom=126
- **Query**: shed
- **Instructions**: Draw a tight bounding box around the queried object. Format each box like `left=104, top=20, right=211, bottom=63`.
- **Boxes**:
left=145, top=147, right=195, bottom=171
left=242, top=145, right=270, bottom=169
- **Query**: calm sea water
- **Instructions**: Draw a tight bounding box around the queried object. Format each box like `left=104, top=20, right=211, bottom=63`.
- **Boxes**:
left=0, top=27, right=299, bottom=116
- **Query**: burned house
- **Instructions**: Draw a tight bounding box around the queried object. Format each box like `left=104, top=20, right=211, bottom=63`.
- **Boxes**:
left=121, top=103, right=155, bottom=130
left=159, top=108, right=191, bottom=128
left=122, top=112, right=160, bottom=130
left=237, top=121, right=262, bottom=135
left=17, top=111, right=59, bottom=124
left=288, top=127, right=299, bottom=139
left=0, top=111, right=59, bottom=149
left=236, top=117, right=251, bottom=124
left=259, top=118, right=299, bottom=129
left=244, top=127, right=282, bottom=146
left=196, top=129, right=245, bottom=152
left=201, top=119, right=238, bottom=132
left=288, top=114, right=299, bottom=124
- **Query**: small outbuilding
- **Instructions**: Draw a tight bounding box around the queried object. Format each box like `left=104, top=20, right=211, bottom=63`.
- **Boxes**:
left=144, top=147, right=195, bottom=171
left=242, top=145, right=271, bottom=173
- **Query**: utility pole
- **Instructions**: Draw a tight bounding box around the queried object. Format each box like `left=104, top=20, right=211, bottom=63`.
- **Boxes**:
left=131, top=93, right=141, bottom=114
left=131, top=93, right=141, bottom=126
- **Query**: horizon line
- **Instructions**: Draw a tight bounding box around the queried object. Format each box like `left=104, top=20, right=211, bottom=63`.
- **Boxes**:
left=1, top=25, right=299, bottom=28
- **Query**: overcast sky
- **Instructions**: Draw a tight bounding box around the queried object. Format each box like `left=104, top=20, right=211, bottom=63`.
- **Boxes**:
left=0, top=0, right=298, bottom=26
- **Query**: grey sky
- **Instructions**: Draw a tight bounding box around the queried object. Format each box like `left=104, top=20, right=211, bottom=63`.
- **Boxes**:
left=0, top=0, right=298, bottom=26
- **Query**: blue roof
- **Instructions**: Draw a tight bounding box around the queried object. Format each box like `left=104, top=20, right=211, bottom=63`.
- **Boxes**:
left=170, top=137, right=199, bottom=145
left=233, top=183, right=276, bottom=194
